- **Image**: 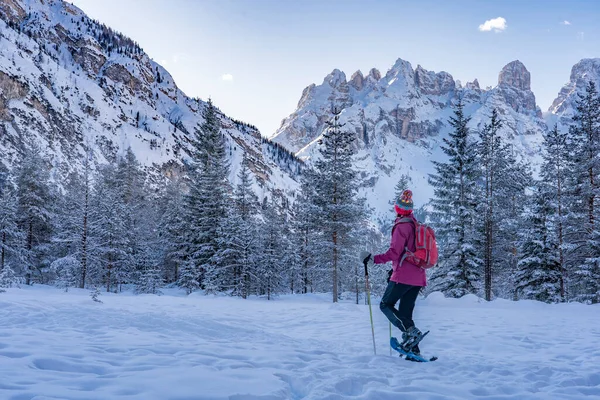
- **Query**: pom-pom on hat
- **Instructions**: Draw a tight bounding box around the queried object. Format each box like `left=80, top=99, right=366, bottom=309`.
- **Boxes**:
left=394, top=189, right=413, bottom=215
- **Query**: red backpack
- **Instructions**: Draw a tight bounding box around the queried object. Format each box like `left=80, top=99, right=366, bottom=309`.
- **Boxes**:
left=394, top=217, right=438, bottom=269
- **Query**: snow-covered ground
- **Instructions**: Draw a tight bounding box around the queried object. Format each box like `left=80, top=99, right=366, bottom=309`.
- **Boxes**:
left=1, top=286, right=599, bottom=400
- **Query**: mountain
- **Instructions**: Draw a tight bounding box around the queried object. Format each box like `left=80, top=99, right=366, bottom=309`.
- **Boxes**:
left=271, top=58, right=548, bottom=222
left=547, top=58, right=600, bottom=128
left=0, top=0, right=300, bottom=199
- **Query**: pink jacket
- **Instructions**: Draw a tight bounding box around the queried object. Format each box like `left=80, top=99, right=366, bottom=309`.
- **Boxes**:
left=374, top=216, right=427, bottom=287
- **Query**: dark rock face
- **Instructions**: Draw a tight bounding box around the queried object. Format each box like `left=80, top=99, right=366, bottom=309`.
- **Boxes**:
left=498, top=60, right=531, bottom=91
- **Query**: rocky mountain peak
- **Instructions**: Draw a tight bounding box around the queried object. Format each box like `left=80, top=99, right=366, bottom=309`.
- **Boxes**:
left=549, top=58, right=600, bottom=115
left=350, top=70, right=364, bottom=91
left=569, top=58, right=600, bottom=82
left=414, top=65, right=455, bottom=96
left=324, top=69, right=347, bottom=88
left=498, top=60, right=531, bottom=91
left=367, top=68, right=381, bottom=82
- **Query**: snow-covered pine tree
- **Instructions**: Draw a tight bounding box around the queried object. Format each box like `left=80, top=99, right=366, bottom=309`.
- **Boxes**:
left=515, top=185, right=562, bottom=303
left=52, top=152, right=93, bottom=289
left=89, top=163, right=128, bottom=292
left=494, top=153, right=532, bottom=300
left=207, top=154, right=260, bottom=297
left=0, top=263, right=20, bottom=291
left=564, top=81, right=600, bottom=303
left=289, top=168, right=321, bottom=294
left=477, top=108, right=507, bottom=301
left=428, top=98, right=482, bottom=298
left=313, top=106, right=367, bottom=302
left=157, top=174, right=187, bottom=283
left=90, top=286, right=102, bottom=303
left=540, top=124, right=569, bottom=301
left=15, top=143, right=55, bottom=285
left=0, top=172, right=22, bottom=272
left=255, top=196, right=288, bottom=300
left=134, top=194, right=163, bottom=295
left=114, top=148, right=148, bottom=289
left=135, top=243, right=163, bottom=295
left=50, top=255, right=80, bottom=292
left=182, top=99, right=231, bottom=292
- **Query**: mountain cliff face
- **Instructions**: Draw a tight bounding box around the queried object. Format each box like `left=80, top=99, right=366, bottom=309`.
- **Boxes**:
left=271, top=58, right=548, bottom=221
left=548, top=58, right=600, bottom=127
left=0, top=0, right=299, bottom=198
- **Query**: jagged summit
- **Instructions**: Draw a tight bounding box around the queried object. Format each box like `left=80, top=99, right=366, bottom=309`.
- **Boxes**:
left=270, top=57, right=552, bottom=220
left=549, top=58, right=600, bottom=116
left=498, top=60, right=531, bottom=91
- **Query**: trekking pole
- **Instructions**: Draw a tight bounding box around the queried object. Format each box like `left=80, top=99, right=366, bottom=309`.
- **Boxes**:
left=363, top=259, right=376, bottom=355
left=389, top=322, right=392, bottom=356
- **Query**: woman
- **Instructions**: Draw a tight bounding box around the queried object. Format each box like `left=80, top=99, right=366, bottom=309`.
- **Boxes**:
left=362, top=189, right=426, bottom=354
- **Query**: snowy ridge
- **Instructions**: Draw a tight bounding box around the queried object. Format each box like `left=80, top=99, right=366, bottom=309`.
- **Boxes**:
left=1, top=285, right=599, bottom=399
left=270, top=59, right=582, bottom=221
left=0, top=0, right=298, bottom=198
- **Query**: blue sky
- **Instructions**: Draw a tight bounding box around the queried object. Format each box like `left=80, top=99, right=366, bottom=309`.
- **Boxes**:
left=70, top=0, right=599, bottom=137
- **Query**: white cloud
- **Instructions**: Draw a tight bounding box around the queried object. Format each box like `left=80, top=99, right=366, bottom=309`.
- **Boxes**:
left=221, top=74, right=234, bottom=82
left=561, top=20, right=571, bottom=25
left=478, top=17, right=507, bottom=33
left=578, top=31, right=585, bottom=41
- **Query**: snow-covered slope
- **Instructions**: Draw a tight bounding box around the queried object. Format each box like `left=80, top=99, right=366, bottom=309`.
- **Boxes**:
left=0, top=0, right=299, bottom=198
left=272, top=59, right=550, bottom=220
left=1, top=285, right=599, bottom=399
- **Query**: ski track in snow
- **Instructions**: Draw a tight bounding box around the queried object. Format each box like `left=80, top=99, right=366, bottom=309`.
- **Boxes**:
left=0, top=287, right=599, bottom=400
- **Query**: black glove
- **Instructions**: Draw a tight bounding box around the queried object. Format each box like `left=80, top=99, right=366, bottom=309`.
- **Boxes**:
left=387, top=269, right=393, bottom=283
left=359, top=251, right=373, bottom=267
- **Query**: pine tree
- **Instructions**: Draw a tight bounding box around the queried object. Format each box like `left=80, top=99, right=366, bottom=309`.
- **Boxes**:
left=89, top=163, right=128, bottom=292
left=90, top=286, right=102, bottom=303
left=115, top=148, right=148, bottom=289
left=135, top=247, right=163, bottom=295
left=428, top=98, right=482, bottom=297
left=15, top=143, right=55, bottom=285
left=207, top=155, right=260, bottom=297
left=540, top=124, right=569, bottom=301
left=494, top=153, right=531, bottom=300
left=182, top=99, right=231, bottom=292
left=313, top=106, right=367, bottom=302
left=477, top=109, right=507, bottom=301
left=564, top=81, right=600, bottom=303
left=255, top=196, right=287, bottom=300
left=52, top=153, right=93, bottom=289
left=157, top=175, right=187, bottom=283
left=515, top=185, right=562, bottom=303
left=134, top=199, right=163, bottom=295
left=289, top=170, right=321, bottom=295
left=50, top=255, right=79, bottom=292
left=0, top=172, right=21, bottom=272
left=0, top=263, right=20, bottom=291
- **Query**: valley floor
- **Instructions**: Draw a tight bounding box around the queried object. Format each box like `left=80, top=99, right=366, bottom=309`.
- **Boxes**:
left=1, top=286, right=599, bottom=399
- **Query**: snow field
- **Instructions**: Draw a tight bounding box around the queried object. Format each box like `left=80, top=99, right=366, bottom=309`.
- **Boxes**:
left=0, top=286, right=599, bottom=400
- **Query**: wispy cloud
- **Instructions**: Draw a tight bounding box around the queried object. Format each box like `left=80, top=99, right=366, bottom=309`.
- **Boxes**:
left=221, top=74, right=234, bottom=82
left=561, top=20, right=571, bottom=25
left=478, top=17, right=507, bottom=33
left=578, top=31, right=585, bottom=41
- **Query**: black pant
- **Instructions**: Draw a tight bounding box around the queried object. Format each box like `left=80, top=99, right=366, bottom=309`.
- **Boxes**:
left=380, top=281, right=420, bottom=333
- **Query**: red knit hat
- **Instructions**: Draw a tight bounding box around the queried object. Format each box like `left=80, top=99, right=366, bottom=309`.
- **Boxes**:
left=394, top=189, right=413, bottom=216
